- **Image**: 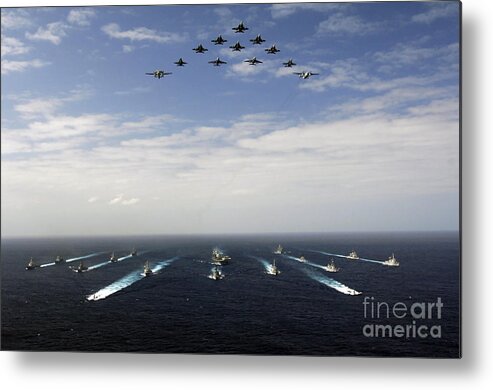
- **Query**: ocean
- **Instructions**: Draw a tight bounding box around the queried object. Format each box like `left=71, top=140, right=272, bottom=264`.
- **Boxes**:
left=0, top=232, right=460, bottom=357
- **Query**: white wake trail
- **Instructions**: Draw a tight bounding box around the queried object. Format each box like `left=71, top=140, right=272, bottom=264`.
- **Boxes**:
left=87, top=257, right=179, bottom=301
left=65, top=251, right=106, bottom=263
left=39, top=262, right=56, bottom=268
left=282, top=254, right=325, bottom=270
left=87, top=261, right=112, bottom=271
left=301, top=268, right=362, bottom=296
left=311, top=250, right=385, bottom=264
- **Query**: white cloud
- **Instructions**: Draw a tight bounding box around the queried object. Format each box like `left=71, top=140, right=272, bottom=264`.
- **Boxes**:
left=108, top=194, right=140, bottom=206
left=270, top=3, right=345, bottom=19
left=1, top=59, right=50, bottom=74
left=12, top=88, right=94, bottom=119
left=108, top=194, right=124, bottom=205
left=1, top=9, right=32, bottom=30
left=101, top=23, right=186, bottom=44
left=67, top=9, right=96, bottom=26
left=374, top=42, right=459, bottom=68
left=14, top=98, right=65, bottom=119
left=122, top=44, right=135, bottom=53
left=88, top=196, right=99, bottom=203
left=1, top=36, right=30, bottom=57
left=412, top=3, right=458, bottom=24
left=25, top=22, right=68, bottom=45
left=317, top=13, right=377, bottom=35
left=121, top=198, right=140, bottom=205
left=1, top=101, right=458, bottom=235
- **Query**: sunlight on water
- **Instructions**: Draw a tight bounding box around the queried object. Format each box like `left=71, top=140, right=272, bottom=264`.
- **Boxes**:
left=86, top=257, right=179, bottom=301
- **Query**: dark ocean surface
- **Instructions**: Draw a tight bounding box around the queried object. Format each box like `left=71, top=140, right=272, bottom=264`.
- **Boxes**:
left=1, top=232, right=460, bottom=357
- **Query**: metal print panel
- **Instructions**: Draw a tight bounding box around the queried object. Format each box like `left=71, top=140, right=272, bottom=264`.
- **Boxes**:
left=0, top=1, right=461, bottom=357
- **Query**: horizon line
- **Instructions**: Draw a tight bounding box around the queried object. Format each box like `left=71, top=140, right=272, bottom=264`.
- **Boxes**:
left=1, top=230, right=460, bottom=240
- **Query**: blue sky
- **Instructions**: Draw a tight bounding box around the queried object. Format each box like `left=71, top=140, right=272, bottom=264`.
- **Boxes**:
left=1, top=2, right=460, bottom=236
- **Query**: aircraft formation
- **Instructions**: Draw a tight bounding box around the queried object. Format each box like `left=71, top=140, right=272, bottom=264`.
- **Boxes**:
left=145, top=21, right=319, bottom=80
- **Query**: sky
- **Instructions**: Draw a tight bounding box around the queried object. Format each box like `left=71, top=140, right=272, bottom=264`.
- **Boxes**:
left=1, top=1, right=460, bottom=237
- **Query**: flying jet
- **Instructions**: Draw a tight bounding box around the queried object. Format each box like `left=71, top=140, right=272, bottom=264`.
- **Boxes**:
left=145, top=70, right=172, bottom=79
left=265, top=44, right=280, bottom=54
left=232, top=21, right=249, bottom=33
left=283, top=59, right=296, bottom=67
left=250, top=34, right=266, bottom=45
left=193, top=44, right=208, bottom=53
left=229, top=41, right=245, bottom=51
left=294, top=71, right=319, bottom=79
left=244, top=56, right=263, bottom=65
left=174, top=58, right=187, bottom=66
left=208, top=57, right=227, bottom=66
left=211, top=35, right=227, bottom=45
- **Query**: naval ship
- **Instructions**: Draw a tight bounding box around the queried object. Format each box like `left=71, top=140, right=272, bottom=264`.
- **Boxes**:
left=347, top=250, right=359, bottom=260
left=325, top=259, right=340, bottom=273
left=210, top=266, right=224, bottom=280
left=75, top=261, right=88, bottom=273
left=211, top=248, right=231, bottom=265
left=274, top=244, right=283, bottom=255
left=383, top=253, right=400, bottom=267
left=268, top=259, right=280, bottom=275
left=25, top=257, right=37, bottom=270
left=54, top=255, right=64, bottom=264
left=143, top=260, right=153, bottom=277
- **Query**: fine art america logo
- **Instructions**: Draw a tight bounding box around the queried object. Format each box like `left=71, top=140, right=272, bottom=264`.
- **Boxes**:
left=362, top=296, right=443, bottom=339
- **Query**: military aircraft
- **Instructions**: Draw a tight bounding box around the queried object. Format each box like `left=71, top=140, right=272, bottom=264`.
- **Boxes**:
left=294, top=71, right=319, bottom=79
left=193, top=44, right=208, bottom=53
left=265, top=44, right=280, bottom=54
left=208, top=57, right=227, bottom=66
left=232, top=21, right=249, bottom=33
left=211, top=35, right=227, bottom=45
left=283, top=59, right=296, bottom=67
left=229, top=41, right=245, bottom=51
left=174, top=58, right=187, bottom=66
left=145, top=70, right=172, bottom=79
left=244, top=56, right=263, bottom=65
left=250, top=34, right=266, bottom=45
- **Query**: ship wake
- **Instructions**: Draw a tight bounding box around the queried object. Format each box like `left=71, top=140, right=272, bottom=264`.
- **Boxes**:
left=39, top=251, right=106, bottom=268
left=311, top=250, right=385, bottom=264
left=301, top=268, right=362, bottom=296
left=250, top=255, right=276, bottom=274
left=86, top=257, right=179, bottom=301
left=65, top=252, right=106, bottom=263
left=282, top=254, right=326, bottom=270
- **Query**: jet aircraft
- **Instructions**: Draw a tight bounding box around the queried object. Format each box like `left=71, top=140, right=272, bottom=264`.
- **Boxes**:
left=250, top=34, right=266, bottom=45
left=265, top=44, right=280, bottom=54
left=193, top=44, right=208, bottom=53
left=208, top=57, right=227, bottom=66
left=244, top=57, right=263, bottom=65
left=145, top=70, right=172, bottom=79
left=211, top=35, right=228, bottom=45
left=283, top=59, right=296, bottom=67
left=294, top=71, right=319, bottom=79
left=174, top=58, right=187, bottom=66
left=229, top=41, right=245, bottom=51
left=232, top=21, right=249, bottom=33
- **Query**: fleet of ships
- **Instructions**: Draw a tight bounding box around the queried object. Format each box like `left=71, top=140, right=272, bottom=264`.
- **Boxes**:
left=24, top=245, right=400, bottom=281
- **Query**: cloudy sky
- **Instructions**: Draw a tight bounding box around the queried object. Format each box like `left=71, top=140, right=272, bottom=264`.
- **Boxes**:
left=1, top=2, right=460, bottom=237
